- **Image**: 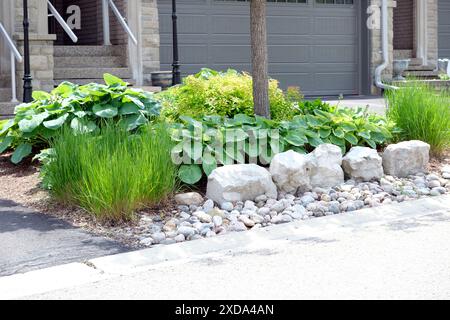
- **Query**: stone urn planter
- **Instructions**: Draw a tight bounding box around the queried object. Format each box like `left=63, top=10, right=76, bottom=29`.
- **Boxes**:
left=151, top=71, right=174, bottom=90
left=392, top=59, right=410, bottom=81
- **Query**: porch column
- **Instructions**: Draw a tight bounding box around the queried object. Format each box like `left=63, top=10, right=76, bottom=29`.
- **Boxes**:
left=416, top=0, right=428, bottom=65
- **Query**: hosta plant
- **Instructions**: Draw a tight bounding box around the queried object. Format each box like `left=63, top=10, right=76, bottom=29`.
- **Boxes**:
left=171, top=107, right=394, bottom=184
left=0, top=74, right=160, bottom=163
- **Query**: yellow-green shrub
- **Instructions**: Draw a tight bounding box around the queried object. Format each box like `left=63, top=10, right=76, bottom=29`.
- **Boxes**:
left=157, top=69, right=302, bottom=121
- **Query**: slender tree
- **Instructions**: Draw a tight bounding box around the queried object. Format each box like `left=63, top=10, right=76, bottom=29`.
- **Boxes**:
left=250, top=0, right=270, bottom=118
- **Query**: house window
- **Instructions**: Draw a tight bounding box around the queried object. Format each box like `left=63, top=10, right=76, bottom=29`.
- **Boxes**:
left=316, top=0, right=354, bottom=4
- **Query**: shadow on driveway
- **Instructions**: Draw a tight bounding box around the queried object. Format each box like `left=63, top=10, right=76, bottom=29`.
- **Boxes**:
left=0, top=199, right=129, bottom=277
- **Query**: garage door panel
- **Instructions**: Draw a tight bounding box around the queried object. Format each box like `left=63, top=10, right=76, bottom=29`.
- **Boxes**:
left=267, top=17, right=312, bottom=35
left=158, top=0, right=359, bottom=95
left=268, top=46, right=310, bottom=63
left=439, top=0, right=450, bottom=58
left=211, top=46, right=251, bottom=63
left=313, top=17, right=356, bottom=35
left=313, top=46, right=356, bottom=63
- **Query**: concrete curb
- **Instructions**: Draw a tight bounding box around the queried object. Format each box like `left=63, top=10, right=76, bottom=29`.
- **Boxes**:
left=1, top=194, right=449, bottom=299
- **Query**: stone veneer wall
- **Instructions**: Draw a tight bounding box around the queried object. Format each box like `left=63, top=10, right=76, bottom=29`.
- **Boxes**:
left=369, top=0, right=396, bottom=94
left=140, top=0, right=160, bottom=85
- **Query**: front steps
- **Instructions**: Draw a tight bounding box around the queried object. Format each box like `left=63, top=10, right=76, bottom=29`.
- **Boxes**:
left=0, top=87, right=16, bottom=118
left=53, top=45, right=133, bottom=86
left=403, top=58, right=439, bottom=79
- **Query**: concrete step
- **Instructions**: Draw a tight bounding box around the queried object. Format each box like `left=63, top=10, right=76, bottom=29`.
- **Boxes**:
left=54, top=67, right=132, bottom=80
left=0, top=102, right=17, bottom=116
left=408, top=58, right=424, bottom=66
left=54, top=45, right=126, bottom=57
left=54, top=78, right=136, bottom=86
left=392, top=79, right=450, bottom=90
left=54, top=55, right=127, bottom=68
left=405, top=65, right=436, bottom=72
left=403, top=70, right=440, bottom=79
left=133, top=86, right=162, bottom=93
left=0, top=88, right=11, bottom=101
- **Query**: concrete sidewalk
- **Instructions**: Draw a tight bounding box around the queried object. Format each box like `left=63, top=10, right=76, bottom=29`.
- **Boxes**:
left=0, top=199, right=128, bottom=277
left=324, top=96, right=387, bottom=115
left=1, top=195, right=449, bottom=299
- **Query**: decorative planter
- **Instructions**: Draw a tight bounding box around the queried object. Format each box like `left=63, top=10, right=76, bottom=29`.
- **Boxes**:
left=151, top=71, right=174, bottom=89
left=438, top=59, right=450, bottom=76
left=392, top=59, right=410, bottom=81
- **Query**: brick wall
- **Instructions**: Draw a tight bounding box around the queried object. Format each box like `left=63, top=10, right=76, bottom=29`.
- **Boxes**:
left=50, top=0, right=127, bottom=46
left=394, top=0, right=414, bottom=50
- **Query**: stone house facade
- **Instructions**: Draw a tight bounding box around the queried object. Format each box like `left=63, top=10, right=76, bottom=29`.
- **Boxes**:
left=0, top=0, right=449, bottom=114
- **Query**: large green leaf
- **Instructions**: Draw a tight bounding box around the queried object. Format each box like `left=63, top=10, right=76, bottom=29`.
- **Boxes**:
left=119, top=102, right=140, bottom=115
left=121, top=114, right=148, bottom=131
left=43, top=114, right=69, bottom=130
left=284, top=131, right=308, bottom=147
left=333, top=127, right=345, bottom=139
left=0, top=119, right=15, bottom=135
left=32, top=91, right=51, bottom=101
left=344, top=132, right=358, bottom=145
left=319, top=128, right=331, bottom=138
left=357, top=130, right=371, bottom=140
left=202, top=153, right=217, bottom=176
left=11, top=143, right=32, bottom=164
left=92, top=104, right=118, bottom=118
left=329, top=135, right=345, bottom=146
left=18, top=112, right=49, bottom=133
left=178, top=164, right=203, bottom=185
left=70, top=117, right=97, bottom=134
left=103, top=73, right=127, bottom=86
left=0, top=136, right=13, bottom=153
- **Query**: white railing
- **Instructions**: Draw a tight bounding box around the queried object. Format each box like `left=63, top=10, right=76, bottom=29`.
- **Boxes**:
left=47, top=0, right=78, bottom=43
left=0, top=22, right=23, bottom=103
left=102, top=0, right=138, bottom=46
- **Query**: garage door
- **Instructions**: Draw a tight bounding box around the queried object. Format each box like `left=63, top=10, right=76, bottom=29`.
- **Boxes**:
left=158, top=0, right=359, bottom=96
left=439, top=0, right=450, bottom=58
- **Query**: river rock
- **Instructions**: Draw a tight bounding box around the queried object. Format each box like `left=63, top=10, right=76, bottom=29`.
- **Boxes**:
left=382, top=141, right=430, bottom=178
left=307, top=144, right=344, bottom=188
left=342, top=147, right=383, bottom=181
left=207, top=164, right=278, bottom=205
left=269, top=150, right=313, bottom=194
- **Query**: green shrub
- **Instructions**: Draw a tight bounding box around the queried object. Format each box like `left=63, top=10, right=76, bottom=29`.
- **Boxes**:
left=0, top=74, right=160, bottom=164
left=157, top=68, right=302, bottom=121
left=386, top=83, right=450, bottom=155
left=172, top=107, right=393, bottom=184
left=42, top=123, right=177, bottom=223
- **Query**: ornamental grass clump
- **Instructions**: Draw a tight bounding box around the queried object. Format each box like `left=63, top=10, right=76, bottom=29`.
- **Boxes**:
left=43, top=123, right=177, bottom=223
left=386, top=83, right=450, bottom=156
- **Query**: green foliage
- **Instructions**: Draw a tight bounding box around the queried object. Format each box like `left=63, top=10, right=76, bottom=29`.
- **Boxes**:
left=157, top=68, right=302, bottom=121
left=386, top=83, right=450, bottom=155
left=41, top=123, right=177, bottom=223
left=172, top=107, right=393, bottom=184
left=0, top=74, right=161, bottom=163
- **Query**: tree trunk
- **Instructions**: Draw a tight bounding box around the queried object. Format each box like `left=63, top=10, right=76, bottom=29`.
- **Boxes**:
left=250, top=0, right=270, bottom=118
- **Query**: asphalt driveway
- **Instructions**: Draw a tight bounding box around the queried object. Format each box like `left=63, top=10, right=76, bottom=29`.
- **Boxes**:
left=0, top=199, right=128, bottom=277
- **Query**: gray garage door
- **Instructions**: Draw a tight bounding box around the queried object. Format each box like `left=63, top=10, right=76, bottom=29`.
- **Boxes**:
left=158, top=0, right=359, bottom=96
left=439, top=0, right=450, bottom=58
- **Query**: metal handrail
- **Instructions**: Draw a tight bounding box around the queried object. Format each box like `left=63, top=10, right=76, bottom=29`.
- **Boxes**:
left=47, top=0, right=78, bottom=43
left=0, top=22, right=23, bottom=102
left=104, top=0, right=138, bottom=45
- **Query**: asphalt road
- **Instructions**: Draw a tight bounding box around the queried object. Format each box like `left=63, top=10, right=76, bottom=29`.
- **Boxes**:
left=24, top=201, right=450, bottom=300
left=0, top=199, right=127, bottom=276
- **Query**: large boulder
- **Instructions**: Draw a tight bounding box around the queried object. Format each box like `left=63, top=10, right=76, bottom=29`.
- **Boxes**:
left=269, top=150, right=313, bottom=194
left=382, top=140, right=430, bottom=178
left=307, top=144, right=344, bottom=188
left=342, top=147, right=383, bottom=181
left=206, top=164, right=277, bottom=205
